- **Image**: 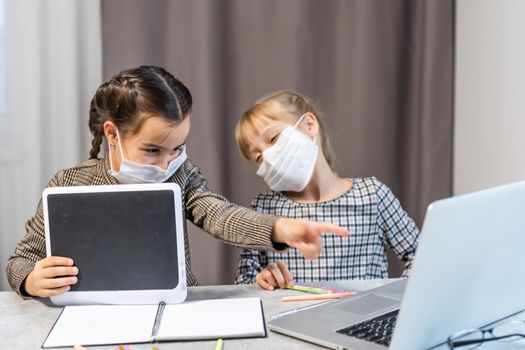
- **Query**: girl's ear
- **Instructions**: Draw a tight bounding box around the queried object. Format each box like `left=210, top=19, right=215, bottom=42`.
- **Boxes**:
left=103, top=121, right=118, bottom=146
left=302, top=112, right=319, bottom=139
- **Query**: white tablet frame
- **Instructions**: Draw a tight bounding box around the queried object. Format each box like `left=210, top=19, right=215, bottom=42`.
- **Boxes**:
left=42, top=183, right=187, bottom=306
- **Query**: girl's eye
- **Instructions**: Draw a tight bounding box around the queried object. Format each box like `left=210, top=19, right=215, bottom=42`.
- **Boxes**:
left=270, top=134, right=279, bottom=145
left=255, top=155, right=262, bottom=164
left=144, top=148, right=160, bottom=154
left=171, top=145, right=185, bottom=157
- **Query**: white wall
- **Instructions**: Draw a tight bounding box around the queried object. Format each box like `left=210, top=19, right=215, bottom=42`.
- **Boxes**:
left=0, top=0, right=102, bottom=291
left=454, top=0, right=525, bottom=195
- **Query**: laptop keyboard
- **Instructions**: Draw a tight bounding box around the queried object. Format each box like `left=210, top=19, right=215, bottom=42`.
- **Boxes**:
left=336, top=309, right=399, bottom=346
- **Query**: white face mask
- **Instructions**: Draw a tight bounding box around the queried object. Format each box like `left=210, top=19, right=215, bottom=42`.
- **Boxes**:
left=108, top=128, right=187, bottom=184
left=256, top=114, right=318, bottom=192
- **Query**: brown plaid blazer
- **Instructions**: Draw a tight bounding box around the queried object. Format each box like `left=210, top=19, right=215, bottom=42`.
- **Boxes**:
left=5, top=155, right=279, bottom=296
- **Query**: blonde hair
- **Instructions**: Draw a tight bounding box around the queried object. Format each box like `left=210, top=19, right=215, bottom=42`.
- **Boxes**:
left=235, top=90, right=337, bottom=172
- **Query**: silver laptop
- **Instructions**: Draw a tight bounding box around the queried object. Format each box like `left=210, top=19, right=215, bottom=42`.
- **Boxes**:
left=268, top=180, right=525, bottom=350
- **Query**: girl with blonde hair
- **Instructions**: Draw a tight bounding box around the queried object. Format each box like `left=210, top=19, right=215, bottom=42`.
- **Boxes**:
left=235, top=90, right=419, bottom=290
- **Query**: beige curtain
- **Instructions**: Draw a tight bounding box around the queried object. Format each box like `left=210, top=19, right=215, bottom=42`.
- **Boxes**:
left=101, top=0, right=453, bottom=283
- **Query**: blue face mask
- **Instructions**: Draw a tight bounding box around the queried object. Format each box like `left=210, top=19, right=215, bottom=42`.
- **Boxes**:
left=108, top=128, right=187, bottom=184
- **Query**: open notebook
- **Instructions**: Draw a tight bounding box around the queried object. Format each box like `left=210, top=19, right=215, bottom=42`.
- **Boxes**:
left=43, top=297, right=266, bottom=348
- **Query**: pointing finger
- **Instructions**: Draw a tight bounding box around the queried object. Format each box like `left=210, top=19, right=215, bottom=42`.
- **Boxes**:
left=312, top=222, right=350, bottom=237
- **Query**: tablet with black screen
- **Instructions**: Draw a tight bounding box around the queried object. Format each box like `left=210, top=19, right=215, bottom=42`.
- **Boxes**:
left=42, top=183, right=187, bottom=305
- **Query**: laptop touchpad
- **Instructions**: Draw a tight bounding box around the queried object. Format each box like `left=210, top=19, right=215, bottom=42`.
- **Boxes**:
left=333, top=293, right=400, bottom=315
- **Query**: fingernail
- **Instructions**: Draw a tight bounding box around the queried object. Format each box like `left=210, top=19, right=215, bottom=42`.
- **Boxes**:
left=73, top=267, right=79, bottom=274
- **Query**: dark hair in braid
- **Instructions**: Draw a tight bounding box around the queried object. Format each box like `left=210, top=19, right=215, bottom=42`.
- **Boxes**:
left=88, top=65, right=192, bottom=159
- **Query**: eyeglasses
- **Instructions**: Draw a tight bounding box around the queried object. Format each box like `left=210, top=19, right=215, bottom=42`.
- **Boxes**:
left=447, top=320, right=525, bottom=349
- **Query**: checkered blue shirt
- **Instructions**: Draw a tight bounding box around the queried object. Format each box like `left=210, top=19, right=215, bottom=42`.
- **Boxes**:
left=235, top=177, right=419, bottom=284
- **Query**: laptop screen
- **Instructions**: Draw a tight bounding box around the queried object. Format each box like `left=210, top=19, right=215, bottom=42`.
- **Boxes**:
left=46, top=189, right=179, bottom=291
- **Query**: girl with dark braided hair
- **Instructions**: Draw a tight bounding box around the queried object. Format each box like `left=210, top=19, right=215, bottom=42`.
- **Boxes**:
left=6, top=66, right=349, bottom=298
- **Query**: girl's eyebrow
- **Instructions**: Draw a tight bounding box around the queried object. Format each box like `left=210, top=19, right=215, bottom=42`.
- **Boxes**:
left=142, top=142, right=185, bottom=150
left=142, top=143, right=163, bottom=148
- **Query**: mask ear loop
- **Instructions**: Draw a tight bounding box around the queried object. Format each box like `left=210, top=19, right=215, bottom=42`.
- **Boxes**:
left=293, top=113, right=307, bottom=128
left=293, top=113, right=316, bottom=143
left=115, top=128, right=126, bottom=160
left=108, top=127, right=126, bottom=173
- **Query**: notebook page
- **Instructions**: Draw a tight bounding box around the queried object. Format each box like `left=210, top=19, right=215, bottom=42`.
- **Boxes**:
left=43, top=304, right=159, bottom=348
left=156, top=297, right=266, bottom=340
